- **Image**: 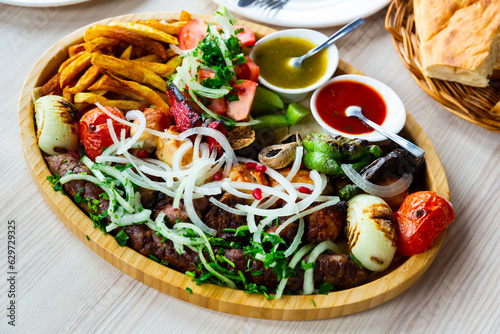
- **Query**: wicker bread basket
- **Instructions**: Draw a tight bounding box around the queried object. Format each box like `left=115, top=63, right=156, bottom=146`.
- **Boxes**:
left=385, top=0, right=500, bottom=132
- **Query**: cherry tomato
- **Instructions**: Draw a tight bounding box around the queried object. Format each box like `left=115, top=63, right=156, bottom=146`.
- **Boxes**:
left=234, top=56, right=260, bottom=82
left=178, top=19, right=208, bottom=50
left=394, top=191, right=455, bottom=256
left=79, top=106, right=129, bottom=160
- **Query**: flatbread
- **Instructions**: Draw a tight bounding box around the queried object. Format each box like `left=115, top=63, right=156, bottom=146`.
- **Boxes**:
left=414, top=0, right=500, bottom=87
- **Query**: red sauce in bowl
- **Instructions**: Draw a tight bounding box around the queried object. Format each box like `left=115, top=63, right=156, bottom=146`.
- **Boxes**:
left=315, top=80, right=387, bottom=134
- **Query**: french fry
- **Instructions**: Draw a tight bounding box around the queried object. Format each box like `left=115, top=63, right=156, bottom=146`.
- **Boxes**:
left=120, top=45, right=133, bottom=60
left=84, top=37, right=120, bottom=53
left=87, top=75, right=146, bottom=101
left=40, top=72, right=62, bottom=96
left=135, top=20, right=188, bottom=35
left=66, top=65, right=102, bottom=94
left=179, top=10, right=191, bottom=21
left=59, top=51, right=85, bottom=72
left=60, top=52, right=92, bottom=88
left=91, top=53, right=167, bottom=92
left=105, top=71, right=170, bottom=111
left=84, top=25, right=167, bottom=60
left=130, top=55, right=180, bottom=77
left=74, top=92, right=149, bottom=110
left=63, top=86, right=74, bottom=103
left=134, top=54, right=163, bottom=62
left=107, top=21, right=178, bottom=45
left=68, top=43, right=86, bottom=57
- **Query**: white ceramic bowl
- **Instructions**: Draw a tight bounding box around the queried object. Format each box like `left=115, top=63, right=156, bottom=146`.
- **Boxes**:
left=249, top=29, right=339, bottom=103
left=310, top=74, right=406, bottom=142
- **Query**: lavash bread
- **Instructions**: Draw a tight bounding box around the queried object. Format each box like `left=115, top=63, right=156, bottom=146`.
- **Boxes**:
left=414, top=0, right=500, bottom=87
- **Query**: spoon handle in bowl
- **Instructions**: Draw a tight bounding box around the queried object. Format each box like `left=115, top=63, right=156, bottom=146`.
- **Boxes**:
left=298, top=18, right=365, bottom=61
left=359, top=115, right=425, bottom=158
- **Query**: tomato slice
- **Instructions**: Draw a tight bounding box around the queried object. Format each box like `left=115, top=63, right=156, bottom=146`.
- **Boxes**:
left=226, top=80, right=258, bottom=122
left=234, top=56, right=260, bottom=82
left=178, top=19, right=208, bottom=50
left=234, top=25, right=256, bottom=46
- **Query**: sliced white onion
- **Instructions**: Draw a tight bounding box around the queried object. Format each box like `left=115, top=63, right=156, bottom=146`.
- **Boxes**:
left=303, top=240, right=342, bottom=295
left=275, top=243, right=315, bottom=299
left=169, top=43, right=194, bottom=55
left=179, top=127, right=237, bottom=165
left=95, top=102, right=179, bottom=140
left=209, top=197, right=247, bottom=216
left=286, top=146, right=304, bottom=181
left=114, top=109, right=146, bottom=155
left=296, top=170, right=326, bottom=211
left=60, top=174, right=100, bottom=185
left=174, top=222, right=215, bottom=260
left=172, top=140, right=194, bottom=173
left=246, top=200, right=260, bottom=233
left=341, top=164, right=413, bottom=198
left=284, top=218, right=305, bottom=258
left=183, top=160, right=217, bottom=236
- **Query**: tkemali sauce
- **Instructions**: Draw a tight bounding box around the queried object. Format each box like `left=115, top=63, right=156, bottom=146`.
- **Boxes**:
left=316, top=80, right=387, bottom=134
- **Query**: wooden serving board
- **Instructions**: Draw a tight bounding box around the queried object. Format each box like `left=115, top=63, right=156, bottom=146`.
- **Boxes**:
left=18, top=12, right=450, bottom=320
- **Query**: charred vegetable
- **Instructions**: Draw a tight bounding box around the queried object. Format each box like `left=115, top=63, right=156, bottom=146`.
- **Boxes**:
left=346, top=194, right=397, bottom=271
left=167, top=83, right=201, bottom=132
left=258, top=132, right=301, bottom=169
left=35, top=95, right=79, bottom=155
left=339, top=148, right=424, bottom=201
left=302, top=133, right=382, bottom=177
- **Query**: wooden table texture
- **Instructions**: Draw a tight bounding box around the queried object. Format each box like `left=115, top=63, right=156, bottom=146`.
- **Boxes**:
left=0, top=0, right=498, bottom=333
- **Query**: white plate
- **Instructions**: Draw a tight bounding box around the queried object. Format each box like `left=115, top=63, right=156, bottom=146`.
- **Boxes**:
left=0, top=0, right=88, bottom=7
left=212, top=0, right=391, bottom=28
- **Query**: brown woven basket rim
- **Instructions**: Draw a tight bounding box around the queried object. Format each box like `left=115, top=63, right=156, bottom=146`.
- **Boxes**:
left=385, top=0, right=500, bottom=132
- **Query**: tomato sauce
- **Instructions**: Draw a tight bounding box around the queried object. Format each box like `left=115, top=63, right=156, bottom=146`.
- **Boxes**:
left=316, top=81, right=387, bottom=134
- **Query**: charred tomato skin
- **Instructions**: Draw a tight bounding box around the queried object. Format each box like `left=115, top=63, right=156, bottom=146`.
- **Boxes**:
left=79, top=106, right=129, bottom=160
left=394, top=191, right=455, bottom=256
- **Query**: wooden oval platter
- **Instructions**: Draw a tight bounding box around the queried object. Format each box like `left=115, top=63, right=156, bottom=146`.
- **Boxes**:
left=18, top=12, right=450, bottom=320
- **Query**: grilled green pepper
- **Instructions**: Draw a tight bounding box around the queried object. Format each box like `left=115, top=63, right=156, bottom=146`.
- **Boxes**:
left=302, top=133, right=383, bottom=177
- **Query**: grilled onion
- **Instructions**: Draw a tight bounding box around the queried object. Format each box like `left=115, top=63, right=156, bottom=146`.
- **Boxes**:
left=34, top=95, right=79, bottom=155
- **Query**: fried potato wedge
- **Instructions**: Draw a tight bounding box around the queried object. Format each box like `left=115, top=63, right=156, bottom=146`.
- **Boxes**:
left=68, top=43, right=86, bottom=57
left=134, top=54, right=163, bottom=62
left=135, top=20, right=188, bottom=35
left=91, top=53, right=167, bottom=92
left=179, top=10, right=191, bottom=21
left=40, top=72, right=62, bottom=96
left=58, top=51, right=85, bottom=72
left=74, top=92, right=149, bottom=110
left=130, top=56, right=180, bottom=78
left=107, top=21, right=178, bottom=45
left=105, top=71, right=170, bottom=111
left=63, top=86, right=74, bottom=103
left=66, top=65, right=102, bottom=94
left=87, top=75, right=145, bottom=101
left=84, top=37, right=120, bottom=53
left=119, top=45, right=133, bottom=60
left=60, top=52, right=92, bottom=88
left=84, top=25, right=167, bottom=60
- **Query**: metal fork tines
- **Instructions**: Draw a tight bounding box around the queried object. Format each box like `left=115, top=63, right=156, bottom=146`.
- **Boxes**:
left=259, top=0, right=289, bottom=16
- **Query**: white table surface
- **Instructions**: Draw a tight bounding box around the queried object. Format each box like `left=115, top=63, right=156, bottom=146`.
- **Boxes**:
left=0, top=0, right=499, bottom=333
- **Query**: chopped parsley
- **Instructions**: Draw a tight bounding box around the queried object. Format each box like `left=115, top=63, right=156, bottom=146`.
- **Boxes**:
left=114, top=229, right=129, bottom=247
left=186, top=287, right=193, bottom=294
left=46, top=174, right=65, bottom=194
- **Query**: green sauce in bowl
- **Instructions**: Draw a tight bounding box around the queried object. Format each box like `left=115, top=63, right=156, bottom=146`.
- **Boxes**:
left=252, top=37, right=328, bottom=89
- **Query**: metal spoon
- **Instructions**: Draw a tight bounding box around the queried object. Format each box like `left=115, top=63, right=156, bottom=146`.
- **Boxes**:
left=289, top=18, right=365, bottom=69
left=238, top=0, right=257, bottom=7
left=345, top=106, right=425, bottom=158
